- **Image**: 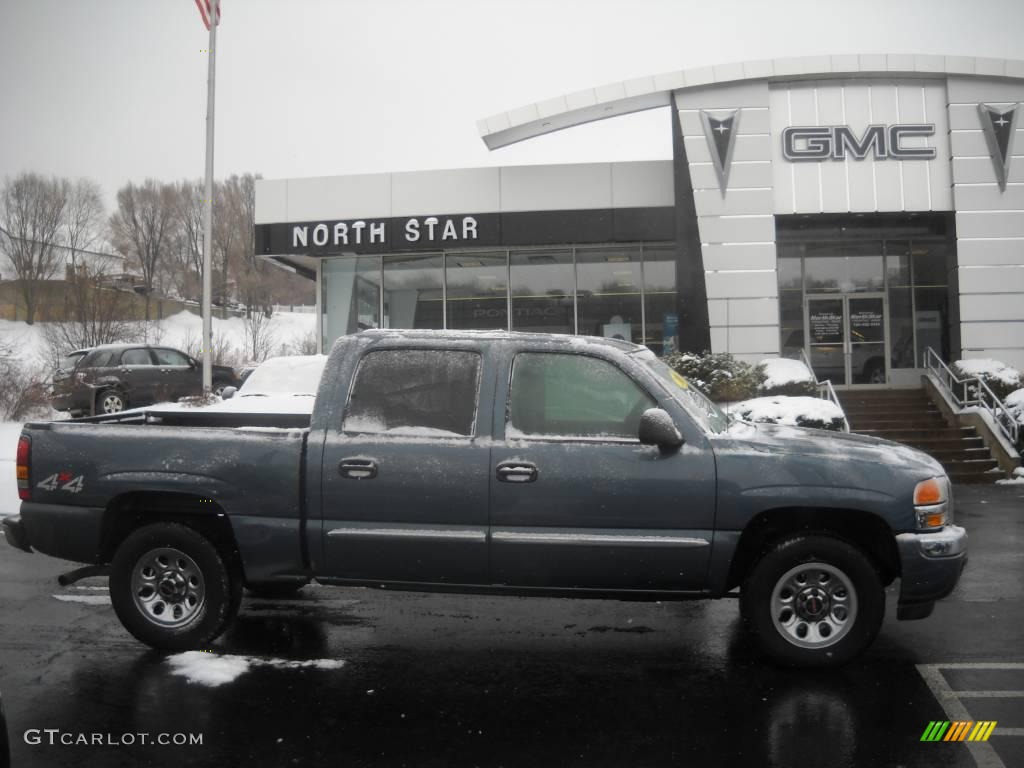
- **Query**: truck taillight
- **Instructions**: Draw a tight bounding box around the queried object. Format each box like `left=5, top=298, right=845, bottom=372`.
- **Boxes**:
left=16, top=434, right=30, bottom=501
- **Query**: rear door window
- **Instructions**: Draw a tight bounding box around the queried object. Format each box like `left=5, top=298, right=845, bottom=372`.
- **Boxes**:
left=121, top=348, right=154, bottom=366
left=153, top=348, right=192, bottom=366
left=508, top=352, right=655, bottom=439
left=343, top=349, right=481, bottom=437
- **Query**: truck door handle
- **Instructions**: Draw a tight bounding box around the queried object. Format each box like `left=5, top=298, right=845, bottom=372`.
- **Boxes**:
left=496, top=461, right=538, bottom=483
left=338, top=458, right=378, bottom=480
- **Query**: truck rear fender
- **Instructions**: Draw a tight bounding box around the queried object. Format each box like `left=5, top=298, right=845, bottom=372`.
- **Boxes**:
left=99, top=491, right=243, bottom=578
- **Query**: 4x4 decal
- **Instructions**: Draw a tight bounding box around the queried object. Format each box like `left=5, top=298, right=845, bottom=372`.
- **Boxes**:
left=36, top=472, right=85, bottom=494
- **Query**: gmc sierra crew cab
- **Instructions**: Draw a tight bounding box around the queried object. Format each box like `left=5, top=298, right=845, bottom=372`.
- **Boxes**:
left=3, top=330, right=967, bottom=667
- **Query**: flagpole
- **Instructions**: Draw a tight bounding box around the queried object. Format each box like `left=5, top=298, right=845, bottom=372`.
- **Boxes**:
left=201, top=0, right=218, bottom=392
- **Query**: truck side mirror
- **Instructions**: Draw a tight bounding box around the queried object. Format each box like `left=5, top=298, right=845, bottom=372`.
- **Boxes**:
left=220, top=386, right=237, bottom=400
left=638, top=408, right=683, bottom=451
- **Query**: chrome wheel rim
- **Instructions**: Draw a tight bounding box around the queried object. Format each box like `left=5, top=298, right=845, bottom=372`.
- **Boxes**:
left=101, top=393, right=124, bottom=413
left=130, top=547, right=206, bottom=628
left=770, top=562, right=857, bottom=649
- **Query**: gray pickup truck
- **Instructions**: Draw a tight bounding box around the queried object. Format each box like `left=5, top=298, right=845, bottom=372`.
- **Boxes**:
left=3, top=330, right=966, bottom=667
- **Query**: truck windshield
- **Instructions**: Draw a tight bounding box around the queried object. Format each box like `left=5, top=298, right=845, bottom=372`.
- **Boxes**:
left=633, top=350, right=731, bottom=434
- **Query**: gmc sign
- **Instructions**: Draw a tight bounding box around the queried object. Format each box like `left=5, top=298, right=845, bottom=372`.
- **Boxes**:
left=782, top=124, right=937, bottom=161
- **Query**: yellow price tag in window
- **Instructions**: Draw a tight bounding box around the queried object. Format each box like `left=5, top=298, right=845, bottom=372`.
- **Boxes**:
left=670, top=370, right=690, bottom=390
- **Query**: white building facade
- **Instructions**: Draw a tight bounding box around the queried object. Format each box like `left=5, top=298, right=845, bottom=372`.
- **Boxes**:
left=256, top=54, right=1024, bottom=387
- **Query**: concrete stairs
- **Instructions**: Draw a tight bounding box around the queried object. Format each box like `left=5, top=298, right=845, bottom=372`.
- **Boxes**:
left=837, top=389, right=1001, bottom=484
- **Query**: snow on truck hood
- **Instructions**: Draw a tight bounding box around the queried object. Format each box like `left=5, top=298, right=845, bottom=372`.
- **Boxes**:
left=715, top=421, right=945, bottom=475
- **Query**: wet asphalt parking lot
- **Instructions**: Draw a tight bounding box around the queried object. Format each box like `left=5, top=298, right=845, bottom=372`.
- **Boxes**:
left=0, top=484, right=1022, bottom=768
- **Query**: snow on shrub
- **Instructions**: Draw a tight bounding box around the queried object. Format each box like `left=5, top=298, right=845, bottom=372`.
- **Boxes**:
left=1006, top=389, right=1024, bottom=449
left=756, top=357, right=818, bottom=397
left=664, top=351, right=764, bottom=402
left=952, top=358, right=1024, bottom=401
left=728, top=396, right=846, bottom=432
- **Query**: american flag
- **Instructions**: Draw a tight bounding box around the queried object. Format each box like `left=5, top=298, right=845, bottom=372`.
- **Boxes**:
left=194, top=0, right=221, bottom=30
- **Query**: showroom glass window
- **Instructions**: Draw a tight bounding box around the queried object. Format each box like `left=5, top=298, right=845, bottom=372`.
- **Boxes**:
left=382, top=253, right=444, bottom=330
left=507, top=352, right=655, bottom=439
left=641, top=245, right=678, bottom=355
left=576, top=247, right=643, bottom=344
left=343, top=349, right=481, bottom=436
left=445, top=250, right=508, bottom=330
left=509, top=249, right=574, bottom=334
left=322, top=256, right=382, bottom=342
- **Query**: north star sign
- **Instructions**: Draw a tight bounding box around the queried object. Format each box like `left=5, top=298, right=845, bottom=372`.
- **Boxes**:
left=292, top=215, right=484, bottom=249
left=782, top=123, right=937, bottom=161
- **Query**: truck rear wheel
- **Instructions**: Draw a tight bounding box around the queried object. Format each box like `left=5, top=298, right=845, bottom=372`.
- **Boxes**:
left=110, top=523, right=241, bottom=651
left=740, top=534, right=884, bottom=667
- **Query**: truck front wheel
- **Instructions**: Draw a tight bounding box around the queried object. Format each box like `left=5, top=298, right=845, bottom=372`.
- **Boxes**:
left=740, top=535, right=884, bottom=667
left=110, top=523, right=241, bottom=651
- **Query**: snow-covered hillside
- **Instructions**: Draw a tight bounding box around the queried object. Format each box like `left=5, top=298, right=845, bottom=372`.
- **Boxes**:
left=0, top=310, right=316, bottom=369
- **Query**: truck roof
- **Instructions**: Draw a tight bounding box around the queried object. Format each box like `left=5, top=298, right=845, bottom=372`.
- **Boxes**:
left=354, top=328, right=643, bottom=353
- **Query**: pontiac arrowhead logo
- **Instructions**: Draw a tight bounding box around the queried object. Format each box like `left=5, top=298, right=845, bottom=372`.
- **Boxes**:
left=978, top=103, right=1019, bottom=190
left=700, top=109, right=740, bottom=195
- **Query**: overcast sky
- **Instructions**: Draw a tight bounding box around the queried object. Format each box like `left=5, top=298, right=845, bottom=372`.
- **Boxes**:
left=2, top=0, right=1023, bottom=210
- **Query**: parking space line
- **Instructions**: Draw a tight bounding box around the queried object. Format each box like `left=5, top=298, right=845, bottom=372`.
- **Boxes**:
left=917, top=663, right=1023, bottom=768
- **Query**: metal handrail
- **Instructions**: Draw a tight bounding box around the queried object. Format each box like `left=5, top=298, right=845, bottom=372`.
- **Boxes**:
left=924, top=347, right=1020, bottom=447
left=797, top=348, right=851, bottom=433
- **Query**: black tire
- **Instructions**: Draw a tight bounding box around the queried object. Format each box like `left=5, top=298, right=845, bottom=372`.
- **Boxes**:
left=96, top=388, right=127, bottom=414
left=110, top=523, right=242, bottom=651
left=740, top=534, right=884, bottom=668
left=212, top=380, right=231, bottom=397
left=245, top=581, right=308, bottom=599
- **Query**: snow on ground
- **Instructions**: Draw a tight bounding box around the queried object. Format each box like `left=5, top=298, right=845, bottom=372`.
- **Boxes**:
left=996, top=467, right=1024, bottom=486
left=757, top=357, right=815, bottom=389
left=726, top=396, right=845, bottom=428
left=953, top=358, right=1023, bottom=389
left=51, top=594, right=111, bottom=605
left=0, top=310, right=316, bottom=370
left=167, top=651, right=345, bottom=687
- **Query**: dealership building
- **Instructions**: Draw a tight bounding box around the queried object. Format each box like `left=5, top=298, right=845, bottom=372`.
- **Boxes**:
left=255, top=53, right=1024, bottom=387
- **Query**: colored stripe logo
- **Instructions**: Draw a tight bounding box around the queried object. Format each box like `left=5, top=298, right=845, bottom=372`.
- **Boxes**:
left=921, top=721, right=997, bottom=742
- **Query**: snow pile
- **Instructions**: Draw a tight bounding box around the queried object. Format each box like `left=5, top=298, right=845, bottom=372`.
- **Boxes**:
left=996, top=467, right=1024, bottom=486
left=728, top=396, right=846, bottom=431
left=167, top=651, right=345, bottom=687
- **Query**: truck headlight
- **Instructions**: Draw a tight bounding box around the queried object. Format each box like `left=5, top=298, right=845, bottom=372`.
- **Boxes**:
left=914, top=477, right=951, bottom=530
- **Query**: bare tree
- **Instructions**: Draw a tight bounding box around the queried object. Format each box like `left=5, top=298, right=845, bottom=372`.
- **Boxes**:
left=169, top=179, right=205, bottom=304
left=55, top=179, right=136, bottom=348
left=0, top=173, right=69, bottom=324
left=109, top=180, right=175, bottom=322
left=243, top=309, right=276, bottom=362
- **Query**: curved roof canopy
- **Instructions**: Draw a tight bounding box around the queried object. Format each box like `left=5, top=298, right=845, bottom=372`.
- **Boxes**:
left=477, top=53, right=1024, bottom=150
